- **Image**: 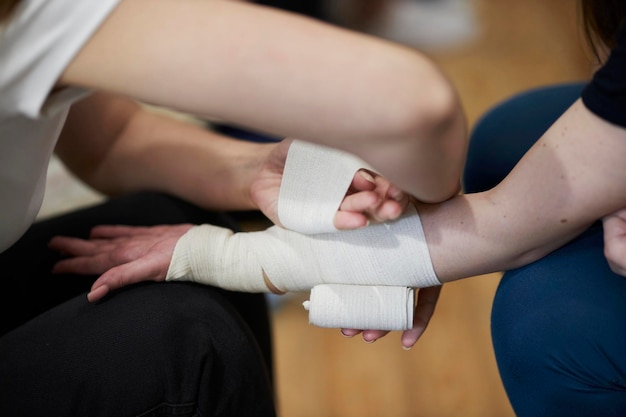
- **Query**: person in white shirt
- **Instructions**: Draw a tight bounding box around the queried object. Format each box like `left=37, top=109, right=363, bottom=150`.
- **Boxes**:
left=0, top=0, right=465, bottom=415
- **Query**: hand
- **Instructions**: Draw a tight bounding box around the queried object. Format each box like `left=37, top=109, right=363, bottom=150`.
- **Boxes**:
left=337, top=168, right=410, bottom=228
left=251, top=138, right=410, bottom=229
left=603, top=207, right=626, bottom=276
left=49, top=224, right=193, bottom=302
left=340, top=285, right=441, bottom=349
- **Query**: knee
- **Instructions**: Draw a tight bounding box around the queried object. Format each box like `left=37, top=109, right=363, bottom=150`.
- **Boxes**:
left=491, top=267, right=626, bottom=417
left=110, top=283, right=275, bottom=414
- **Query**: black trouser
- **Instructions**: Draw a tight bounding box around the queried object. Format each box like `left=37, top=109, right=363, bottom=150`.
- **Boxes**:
left=0, top=192, right=276, bottom=417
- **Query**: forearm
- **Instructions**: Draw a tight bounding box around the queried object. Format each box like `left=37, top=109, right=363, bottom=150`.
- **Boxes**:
left=417, top=192, right=591, bottom=282
left=420, top=99, right=626, bottom=282
left=57, top=95, right=273, bottom=211
left=59, top=0, right=467, bottom=203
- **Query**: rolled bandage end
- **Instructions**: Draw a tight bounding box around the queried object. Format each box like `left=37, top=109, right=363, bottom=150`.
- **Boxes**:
left=304, top=284, right=415, bottom=331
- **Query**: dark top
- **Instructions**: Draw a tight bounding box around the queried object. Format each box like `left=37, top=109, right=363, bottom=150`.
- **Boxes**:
left=582, top=23, right=626, bottom=128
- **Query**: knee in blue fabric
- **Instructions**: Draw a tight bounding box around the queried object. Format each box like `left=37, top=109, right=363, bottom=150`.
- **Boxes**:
left=491, top=227, right=626, bottom=417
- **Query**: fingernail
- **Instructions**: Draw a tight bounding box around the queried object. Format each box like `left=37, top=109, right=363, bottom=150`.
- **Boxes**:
left=363, top=337, right=376, bottom=344
left=359, top=170, right=375, bottom=183
left=390, top=188, right=404, bottom=201
left=402, top=344, right=413, bottom=351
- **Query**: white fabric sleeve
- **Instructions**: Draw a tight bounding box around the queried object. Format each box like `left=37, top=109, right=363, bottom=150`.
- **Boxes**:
left=0, top=0, right=121, bottom=118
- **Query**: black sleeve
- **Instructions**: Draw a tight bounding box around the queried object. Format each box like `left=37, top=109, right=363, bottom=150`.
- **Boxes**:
left=581, top=23, right=626, bottom=128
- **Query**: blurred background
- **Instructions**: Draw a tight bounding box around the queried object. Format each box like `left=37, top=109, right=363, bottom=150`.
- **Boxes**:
left=40, top=0, right=592, bottom=416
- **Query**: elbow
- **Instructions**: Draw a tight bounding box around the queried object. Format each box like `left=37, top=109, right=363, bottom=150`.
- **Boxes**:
left=387, top=63, right=462, bottom=138
left=395, top=71, right=468, bottom=201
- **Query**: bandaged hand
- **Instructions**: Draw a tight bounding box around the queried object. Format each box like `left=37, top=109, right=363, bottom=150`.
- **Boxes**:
left=263, top=139, right=440, bottom=334
left=167, top=139, right=439, bottom=334
left=165, top=202, right=439, bottom=332
left=168, top=204, right=437, bottom=290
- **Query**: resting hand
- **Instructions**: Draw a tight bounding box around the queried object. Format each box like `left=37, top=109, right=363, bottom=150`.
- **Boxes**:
left=49, top=224, right=193, bottom=302
left=251, top=138, right=410, bottom=229
left=603, top=207, right=626, bottom=276
left=340, top=285, right=441, bottom=349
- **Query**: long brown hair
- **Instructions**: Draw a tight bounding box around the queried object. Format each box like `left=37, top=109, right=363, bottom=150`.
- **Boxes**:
left=0, top=0, right=21, bottom=23
left=580, top=0, right=626, bottom=61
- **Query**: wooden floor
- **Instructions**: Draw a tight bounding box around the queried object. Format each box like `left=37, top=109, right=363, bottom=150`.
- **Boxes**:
left=270, top=1, right=592, bottom=416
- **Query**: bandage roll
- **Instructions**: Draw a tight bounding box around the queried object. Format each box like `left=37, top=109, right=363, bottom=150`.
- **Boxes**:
left=303, top=284, right=415, bottom=331
left=278, top=139, right=375, bottom=234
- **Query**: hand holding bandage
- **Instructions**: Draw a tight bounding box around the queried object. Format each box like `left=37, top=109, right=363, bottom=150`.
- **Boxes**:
left=167, top=140, right=440, bottom=330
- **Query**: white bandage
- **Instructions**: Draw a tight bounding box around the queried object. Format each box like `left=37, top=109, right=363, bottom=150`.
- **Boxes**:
left=166, top=206, right=439, bottom=290
left=166, top=139, right=440, bottom=330
left=165, top=207, right=438, bottom=330
left=278, top=139, right=375, bottom=234
left=166, top=224, right=265, bottom=292
left=303, top=284, right=415, bottom=331
left=276, top=140, right=433, bottom=330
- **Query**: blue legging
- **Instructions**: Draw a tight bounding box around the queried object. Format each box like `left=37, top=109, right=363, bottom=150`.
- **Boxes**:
left=463, top=83, right=626, bottom=416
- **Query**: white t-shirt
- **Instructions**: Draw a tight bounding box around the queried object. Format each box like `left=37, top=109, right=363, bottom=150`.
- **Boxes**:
left=0, top=0, right=121, bottom=252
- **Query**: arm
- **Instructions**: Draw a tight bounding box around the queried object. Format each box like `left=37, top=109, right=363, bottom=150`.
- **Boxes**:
left=57, top=92, right=408, bottom=226
left=420, top=99, right=626, bottom=282
left=56, top=92, right=272, bottom=211
left=58, top=0, right=467, bottom=203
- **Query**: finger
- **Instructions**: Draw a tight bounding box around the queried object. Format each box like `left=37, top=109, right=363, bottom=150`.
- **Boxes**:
left=372, top=200, right=405, bottom=222
left=48, top=236, right=106, bottom=256
left=383, top=182, right=407, bottom=203
left=362, top=329, right=389, bottom=343
left=334, top=211, right=369, bottom=230
left=52, top=254, right=114, bottom=275
left=339, top=191, right=381, bottom=212
left=88, top=261, right=155, bottom=299
left=86, top=285, right=110, bottom=303
left=401, top=286, right=442, bottom=349
left=340, top=329, right=362, bottom=338
left=349, top=170, right=377, bottom=192
left=400, top=326, right=423, bottom=350
left=89, top=254, right=169, bottom=295
left=89, top=224, right=153, bottom=238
